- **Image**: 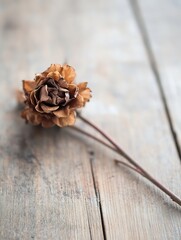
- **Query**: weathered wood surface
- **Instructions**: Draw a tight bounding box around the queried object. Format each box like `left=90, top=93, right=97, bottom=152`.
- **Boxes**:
left=0, top=0, right=181, bottom=239
left=137, top=0, right=181, bottom=154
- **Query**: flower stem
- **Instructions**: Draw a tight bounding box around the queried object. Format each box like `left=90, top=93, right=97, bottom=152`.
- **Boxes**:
left=71, top=126, right=145, bottom=176
left=71, top=126, right=118, bottom=153
left=77, top=114, right=181, bottom=207
left=114, top=159, right=145, bottom=177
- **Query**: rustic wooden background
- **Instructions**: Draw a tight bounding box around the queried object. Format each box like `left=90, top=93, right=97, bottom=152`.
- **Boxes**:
left=0, top=0, right=181, bottom=239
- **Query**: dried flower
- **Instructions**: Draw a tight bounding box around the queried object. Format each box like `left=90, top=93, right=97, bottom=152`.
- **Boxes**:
left=18, top=64, right=181, bottom=207
left=21, top=64, right=91, bottom=128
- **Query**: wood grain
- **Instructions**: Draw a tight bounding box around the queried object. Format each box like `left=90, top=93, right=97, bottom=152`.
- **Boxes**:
left=0, top=1, right=104, bottom=239
left=0, top=0, right=181, bottom=239
left=137, top=0, right=181, bottom=155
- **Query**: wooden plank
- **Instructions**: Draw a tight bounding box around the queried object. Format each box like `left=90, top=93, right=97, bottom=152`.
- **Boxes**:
left=137, top=0, right=181, bottom=154
left=0, top=0, right=181, bottom=240
left=71, top=0, right=181, bottom=239
left=0, top=129, right=104, bottom=239
left=0, top=1, right=104, bottom=239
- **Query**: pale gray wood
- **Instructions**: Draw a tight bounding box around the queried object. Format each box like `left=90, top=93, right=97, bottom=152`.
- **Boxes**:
left=137, top=0, right=181, bottom=154
left=0, top=0, right=181, bottom=239
left=73, top=0, right=181, bottom=239
left=0, top=128, right=104, bottom=239
left=0, top=1, right=104, bottom=239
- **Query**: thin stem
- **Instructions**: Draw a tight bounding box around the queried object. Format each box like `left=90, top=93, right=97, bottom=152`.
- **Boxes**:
left=114, top=159, right=145, bottom=177
left=78, top=114, right=181, bottom=206
left=72, top=125, right=143, bottom=175
left=71, top=126, right=117, bottom=153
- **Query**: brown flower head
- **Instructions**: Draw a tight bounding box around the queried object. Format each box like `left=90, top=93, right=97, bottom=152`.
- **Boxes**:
left=21, top=64, right=91, bottom=128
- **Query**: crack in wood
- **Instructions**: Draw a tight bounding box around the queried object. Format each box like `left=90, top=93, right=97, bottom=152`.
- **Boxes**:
left=129, top=0, right=181, bottom=161
left=88, top=150, right=107, bottom=240
left=85, top=203, right=93, bottom=240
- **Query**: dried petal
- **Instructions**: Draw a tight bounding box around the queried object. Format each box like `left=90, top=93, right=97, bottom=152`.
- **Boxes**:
left=40, top=85, right=49, bottom=102
left=58, top=79, right=68, bottom=88
left=79, top=88, right=91, bottom=105
left=53, top=111, right=76, bottom=127
left=69, top=94, right=84, bottom=109
left=21, top=64, right=91, bottom=128
left=45, top=64, right=62, bottom=74
left=53, top=107, right=70, bottom=118
left=35, top=102, right=44, bottom=113
left=47, top=71, right=61, bottom=81
left=23, top=80, right=36, bottom=93
left=34, top=73, right=44, bottom=83
left=61, top=65, right=76, bottom=83
left=40, top=103, right=59, bottom=113
left=30, top=91, right=36, bottom=106
left=21, top=108, right=42, bottom=125
left=77, top=82, right=88, bottom=90
left=68, top=84, right=79, bottom=98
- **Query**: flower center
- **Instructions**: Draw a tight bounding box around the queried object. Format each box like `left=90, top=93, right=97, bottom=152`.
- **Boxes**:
left=39, top=78, right=71, bottom=107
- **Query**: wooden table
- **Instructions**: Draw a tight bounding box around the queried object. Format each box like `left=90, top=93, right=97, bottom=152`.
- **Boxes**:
left=0, top=0, right=181, bottom=239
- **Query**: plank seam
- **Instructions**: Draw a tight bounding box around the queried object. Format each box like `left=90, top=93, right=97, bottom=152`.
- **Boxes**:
left=88, top=150, right=107, bottom=240
left=85, top=202, right=93, bottom=240
left=129, top=0, right=181, bottom=161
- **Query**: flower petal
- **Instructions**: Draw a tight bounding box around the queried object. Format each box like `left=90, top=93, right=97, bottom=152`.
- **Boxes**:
left=40, top=103, right=59, bottom=113
left=40, top=85, right=49, bottom=102
left=47, top=71, right=61, bottom=81
left=23, top=80, right=36, bottom=93
left=77, top=82, right=91, bottom=105
left=69, top=94, right=84, bottom=109
left=53, top=107, right=70, bottom=118
left=58, top=79, right=68, bottom=88
left=61, top=65, right=76, bottom=83
left=46, top=64, right=62, bottom=73
left=79, top=88, right=92, bottom=105
left=53, top=111, right=76, bottom=127
left=77, top=82, right=88, bottom=90
left=21, top=108, right=42, bottom=125
left=35, top=102, right=44, bottom=113
left=34, top=73, right=44, bottom=83
left=68, top=84, right=79, bottom=98
left=30, top=91, right=37, bottom=106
